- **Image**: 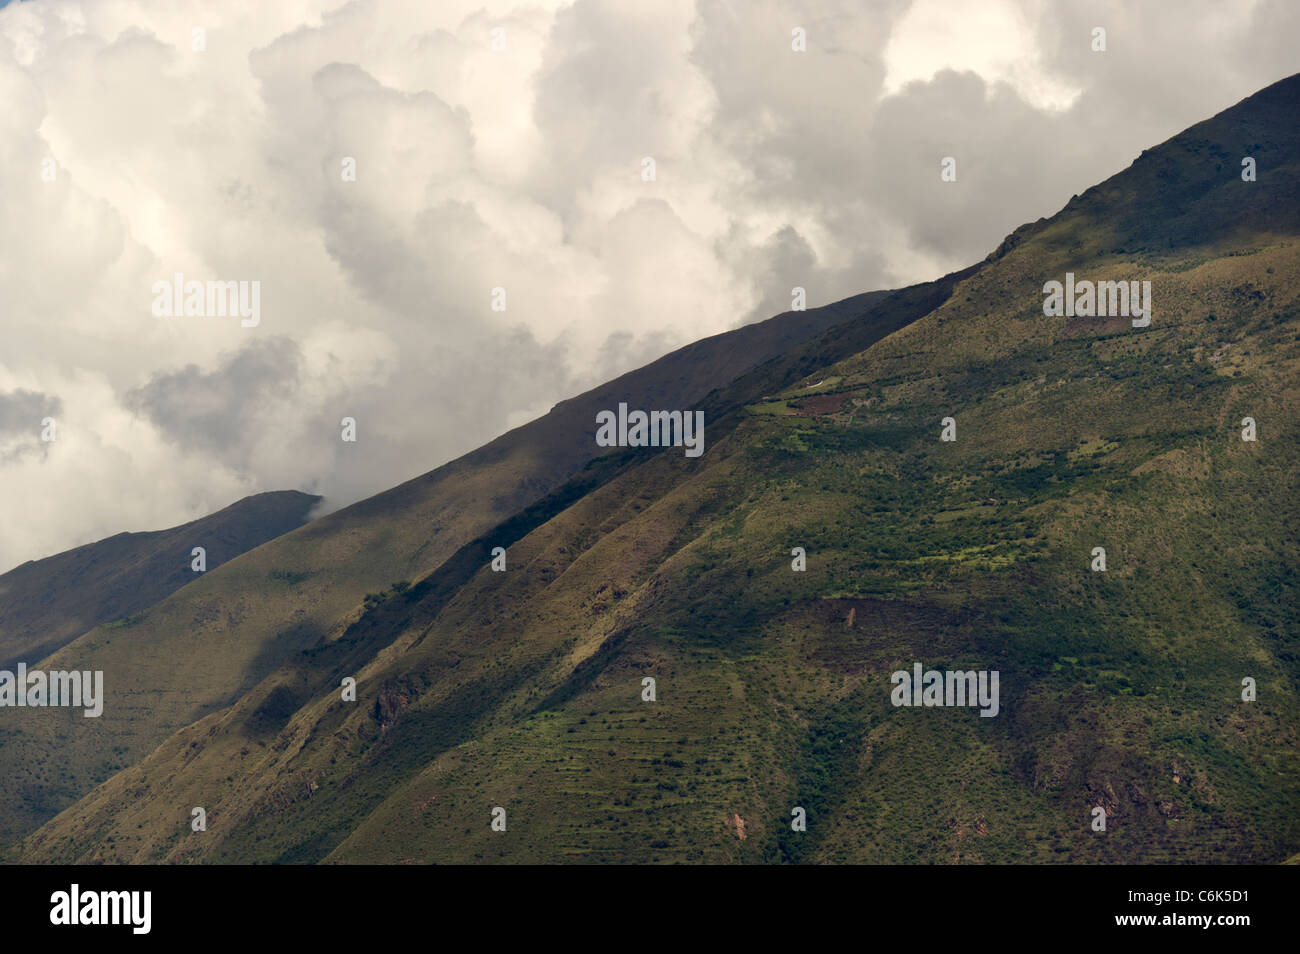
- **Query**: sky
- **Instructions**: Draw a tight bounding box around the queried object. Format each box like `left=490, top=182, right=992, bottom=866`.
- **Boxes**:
left=0, top=0, right=1296, bottom=572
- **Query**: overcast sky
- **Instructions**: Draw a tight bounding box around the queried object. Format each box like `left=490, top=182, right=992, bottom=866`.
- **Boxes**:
left=0, top=0, right=1295, bottom=571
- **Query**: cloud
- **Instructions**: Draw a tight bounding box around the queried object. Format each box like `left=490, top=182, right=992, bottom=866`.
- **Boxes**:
left=0, top=388, right=60, bottom=462
left=0, top=0, right=1295, bottom=570
left=125, top=337, right=302, bottom=460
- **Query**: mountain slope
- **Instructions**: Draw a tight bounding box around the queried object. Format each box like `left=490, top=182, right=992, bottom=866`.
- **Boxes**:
left=17, top=74, right=1300, bottom=865
left=10, top=267, right=973, bottom=863
left=0, top=490, right=320, bottom=670
left=0, top=286, right=895, bottom=847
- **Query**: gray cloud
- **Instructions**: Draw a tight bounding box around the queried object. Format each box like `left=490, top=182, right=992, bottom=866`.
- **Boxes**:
left=125, top=338, right=301, bottom=461
left=0, top=388, right=60, bottom=462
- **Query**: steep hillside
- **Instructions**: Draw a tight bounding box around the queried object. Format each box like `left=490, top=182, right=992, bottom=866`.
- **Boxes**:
left=0, top=285, right=896, bottom=846
left=16, top=75, right=1300, bottom=865
left=0, top=491, right=320, bottom=670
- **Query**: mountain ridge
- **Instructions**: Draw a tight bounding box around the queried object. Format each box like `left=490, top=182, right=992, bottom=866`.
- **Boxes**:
left=0, top=490, right=320, bottom=671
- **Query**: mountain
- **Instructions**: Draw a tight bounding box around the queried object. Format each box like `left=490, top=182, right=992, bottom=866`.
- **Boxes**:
left=12, top=74, right=1300, bottom=864
left=0, top=285, right=897, bottom=848
left=0, top=490, right=320, bottom=670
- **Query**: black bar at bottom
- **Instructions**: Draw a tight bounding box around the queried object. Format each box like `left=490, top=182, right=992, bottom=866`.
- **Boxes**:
left=2, top=863, right=1279, bottom=941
